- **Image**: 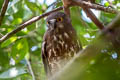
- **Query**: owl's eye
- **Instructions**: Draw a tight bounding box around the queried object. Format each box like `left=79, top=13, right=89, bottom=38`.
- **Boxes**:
left=46, top=21, right=50, bottom=25
left=56, top=17, right=63, bottom=22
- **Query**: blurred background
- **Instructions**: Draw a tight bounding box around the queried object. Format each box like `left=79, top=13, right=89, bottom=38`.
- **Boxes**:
left=0, top=0, right=120, bottom=80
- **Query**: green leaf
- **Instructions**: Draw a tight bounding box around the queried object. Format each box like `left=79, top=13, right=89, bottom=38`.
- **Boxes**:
left=0, top=0, right=4, bottom=10
left=0, top=46, right=9, bottom=67
left=12, top=18, right=23, bottom=25
left=0, top=24, right=14, bottom=28
left=0, top=67, right=27, bottom=79
left=1, top=36, right=17, bottom=48
left=27, top=23, right=36, bottom=31
left=103, top=13, right=116, bottom=19
left=25, top=0, right=40, bottom=13
left=71, top=7, right=83, bottom=27
left=7, top=0, right=21, bottom=15
left=104, top=2, right=109, bottom=7
left=11, top=38, right=29, bottom=63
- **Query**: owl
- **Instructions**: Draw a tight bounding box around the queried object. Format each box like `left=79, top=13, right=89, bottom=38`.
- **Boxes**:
left=42, top=12, right=82, bottom=77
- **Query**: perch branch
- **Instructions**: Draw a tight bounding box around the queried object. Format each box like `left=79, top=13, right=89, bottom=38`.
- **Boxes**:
left=0, top=0, right=118, bottom=43
left=0, top=7, right=63, bottom=43
left=0, top=0, right=9, bottom=26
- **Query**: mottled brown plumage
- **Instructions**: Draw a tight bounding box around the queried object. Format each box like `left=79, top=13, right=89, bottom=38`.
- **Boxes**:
left=42, top=12, right=82, bottom=77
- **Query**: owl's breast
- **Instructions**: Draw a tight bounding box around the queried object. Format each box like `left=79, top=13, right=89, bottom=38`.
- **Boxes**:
left=45, top=30, right=81, bottom=73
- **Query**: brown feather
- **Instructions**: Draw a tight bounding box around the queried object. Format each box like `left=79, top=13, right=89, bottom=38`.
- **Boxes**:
left=42, top=12, right=82, bottom=77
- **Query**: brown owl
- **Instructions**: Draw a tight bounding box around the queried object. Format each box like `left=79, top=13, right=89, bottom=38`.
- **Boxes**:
left=42, top=12, right=82, bottom=77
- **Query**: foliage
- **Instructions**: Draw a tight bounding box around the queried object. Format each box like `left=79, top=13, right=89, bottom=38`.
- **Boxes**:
left=0, top=0, right=120, bottom=80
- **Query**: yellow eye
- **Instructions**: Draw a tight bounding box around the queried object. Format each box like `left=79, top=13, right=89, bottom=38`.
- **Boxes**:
left=56, top=17, right=63, bottom=22
left=46, top=21, right=49, bottom=25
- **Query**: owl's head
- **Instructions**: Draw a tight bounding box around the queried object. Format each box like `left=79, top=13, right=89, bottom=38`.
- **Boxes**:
left=46, top=12, right=71, bottom=31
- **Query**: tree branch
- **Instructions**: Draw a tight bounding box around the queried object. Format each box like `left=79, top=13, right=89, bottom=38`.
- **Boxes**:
left=82, top=7, right=104, bottom=29
left=0, top=0, right=9, bottom=26
left=73, top=0, right=118, bottom=14
left=0, top=0, right=118, bottom=43
left=62, top=0, right=117, bottom=30
left=0, top=6, right=63, bottom=43
left=62, top=0, right=71, bottom=17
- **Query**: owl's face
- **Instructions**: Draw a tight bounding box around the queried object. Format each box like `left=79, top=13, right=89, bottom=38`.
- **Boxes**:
left=46, top=12, right=71, bottom=31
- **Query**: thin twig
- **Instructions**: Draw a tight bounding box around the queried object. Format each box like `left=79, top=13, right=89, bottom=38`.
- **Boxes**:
left=73, top=0, right=118, bottom=14
left=0, top=0, right=9, bottom=26
left=0, top=33, right=3, bottom=38
left=47, top=2, right=56, bottom=8
left=0, top=6, right=63, bottom=43
left=47, top=1, right=61, bottom=9
left=26, top=59, right=36, bottom=80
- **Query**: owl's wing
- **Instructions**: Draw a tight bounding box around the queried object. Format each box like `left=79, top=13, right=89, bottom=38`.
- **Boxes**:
left=41, top=41, right=51, bottom=76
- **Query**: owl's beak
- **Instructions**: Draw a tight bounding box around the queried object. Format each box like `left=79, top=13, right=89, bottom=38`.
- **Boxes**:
left=49, top=19, right=56, bottom=30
